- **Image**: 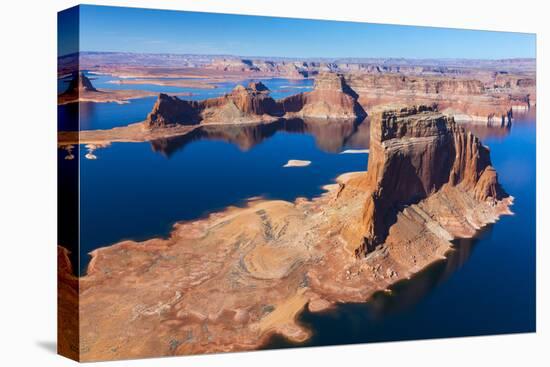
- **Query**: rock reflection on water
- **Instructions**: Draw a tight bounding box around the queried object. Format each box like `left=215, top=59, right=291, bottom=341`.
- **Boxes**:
left=150, top=117, right=370, bottom=157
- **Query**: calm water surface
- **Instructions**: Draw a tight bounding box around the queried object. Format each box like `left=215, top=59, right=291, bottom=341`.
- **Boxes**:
left=57, top=75, right=535, bottom=343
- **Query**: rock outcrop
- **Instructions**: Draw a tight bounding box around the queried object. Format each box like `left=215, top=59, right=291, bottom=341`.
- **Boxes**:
left=59, top=72, right=99, bottom=103
left=145, top=74, right=366, bottom=129
left=58, top=71, right=158, bottom=105
left=146, top=94, right=202, bottom=128
left=207, top=58, right=308, bottom=78
left=280, top=73, right=366, bottom=119
left=345, top=74, right=485, bottom=95
left=201, top=82, right=281, bottom=122
left=65, top=72, right=98, bottom=93
left=145, top=81, right=281, bottom=128
left=350, top=105, right=507, bottom=255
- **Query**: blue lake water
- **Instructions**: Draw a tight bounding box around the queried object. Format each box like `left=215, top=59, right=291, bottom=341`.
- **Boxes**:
left=57, top=75, right=535, bottom=344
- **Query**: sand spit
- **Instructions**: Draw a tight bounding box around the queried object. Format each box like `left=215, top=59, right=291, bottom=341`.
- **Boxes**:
left=340, top=149, right=369, bottom=154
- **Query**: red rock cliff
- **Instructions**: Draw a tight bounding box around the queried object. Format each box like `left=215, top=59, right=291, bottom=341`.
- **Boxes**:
left=145, top=74, right=366, bottom=128
left=280, top=72, right=366, bottom=119
left=354, top=105, right=506, bottom=255
left=146, top=93, right=202, bottom=128
left=145, top=82, right=280, bottom=128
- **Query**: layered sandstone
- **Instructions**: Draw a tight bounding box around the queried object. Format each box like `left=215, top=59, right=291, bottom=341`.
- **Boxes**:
left=60, top=105, right=512, bottom=361
left=146, top=94, right=202, bottom=128
left=346, top=73, right=485, bottom=95
left=208, top=58, right=307, bottom=78
left=344, top=105, right=507, bottom=255
left=145, top=74, right=366, bottom=129
left=145, top=81, right=280, bottom=128
left=280, top=73, right=366, bottom=119
left=344, top=72, right=533, bottom=125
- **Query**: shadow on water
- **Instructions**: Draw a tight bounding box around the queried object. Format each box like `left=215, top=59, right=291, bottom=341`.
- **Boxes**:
left=263, top=224, right=495, bottom=349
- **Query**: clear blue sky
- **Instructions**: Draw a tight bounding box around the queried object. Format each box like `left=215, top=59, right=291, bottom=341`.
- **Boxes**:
left=59, top=4, right=536, bottom=59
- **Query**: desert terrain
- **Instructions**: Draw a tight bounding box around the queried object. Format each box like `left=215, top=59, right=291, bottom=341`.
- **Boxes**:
left=58, top=53, right=534, bottom=360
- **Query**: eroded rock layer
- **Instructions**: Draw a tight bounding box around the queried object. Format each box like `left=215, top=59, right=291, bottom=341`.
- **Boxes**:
left=347, top=105, right=507, bottom=255
left=344, top=72, right=533, bottom=125
left=281, top=73, right=366, bottom=119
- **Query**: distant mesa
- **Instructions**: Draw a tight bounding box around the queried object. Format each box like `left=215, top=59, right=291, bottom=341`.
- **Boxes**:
left=280, top=73, right=367, bottom=119
left=145, top=73, right=367, bottom=129
left=207, top=58, right=309, bottom=78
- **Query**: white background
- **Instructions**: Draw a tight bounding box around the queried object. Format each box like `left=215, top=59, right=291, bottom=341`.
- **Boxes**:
left=0, top=0, right=547, bottom=365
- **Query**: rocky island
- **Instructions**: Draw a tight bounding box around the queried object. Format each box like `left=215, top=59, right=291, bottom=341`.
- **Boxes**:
left=145, top=72, right=366, bottom=128
left=58, top=73, right=367, bottom=147
left=58, top=72, right=173, bottom=105
left=59, top=104, right=512, bottom=361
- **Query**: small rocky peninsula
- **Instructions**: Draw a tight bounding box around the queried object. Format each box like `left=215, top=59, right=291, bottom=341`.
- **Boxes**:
left=58, top=73, right=367, bottom=147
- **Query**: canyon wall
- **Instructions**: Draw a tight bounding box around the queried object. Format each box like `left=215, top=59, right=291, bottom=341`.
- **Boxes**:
left=146, top=94, right=203, bottom=128
left=346, top=74, right=485, bottom=95
left=344, top=72, right=534, bottom=125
